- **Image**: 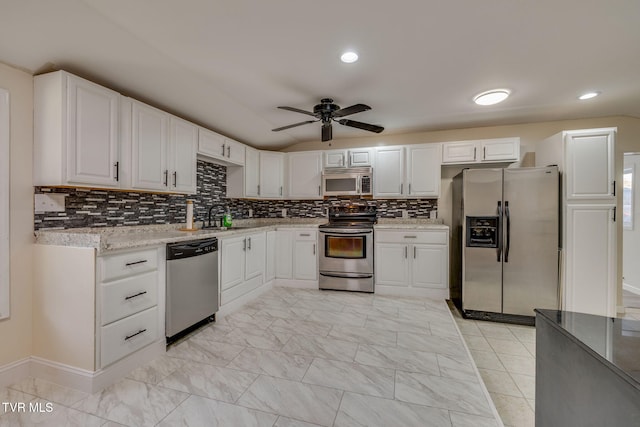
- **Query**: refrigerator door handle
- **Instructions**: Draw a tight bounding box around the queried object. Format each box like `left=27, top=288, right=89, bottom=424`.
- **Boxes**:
left=497, top=201, right=502, bottom=262
left=505, top=201, right=511, bottom=263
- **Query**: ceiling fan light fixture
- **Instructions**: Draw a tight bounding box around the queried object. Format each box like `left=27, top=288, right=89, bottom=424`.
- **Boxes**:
left=578, top=91, right=600, bottom=100
left=340, top=51, right=358, bottom=63
left=473, top=89, right=511, bottom=106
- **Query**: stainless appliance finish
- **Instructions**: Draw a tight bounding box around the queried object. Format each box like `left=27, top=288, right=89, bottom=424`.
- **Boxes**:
left=166, top=238, right=219, bottom=340
left=322, top=167, right=372, bottom=196
left=319, top=206, right=376, bottom=292
left=451, top=166, right=559, bottom=323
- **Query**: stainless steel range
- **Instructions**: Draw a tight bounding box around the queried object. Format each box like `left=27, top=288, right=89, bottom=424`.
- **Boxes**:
left=319, top=205, right=376, bottom=292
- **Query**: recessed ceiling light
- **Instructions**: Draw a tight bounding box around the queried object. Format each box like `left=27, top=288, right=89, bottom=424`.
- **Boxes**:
left=340, top=51, right=358, bottom=63
left=473, top=89, right=511, bottom=106
left=579, top=91, right=600, bottom=100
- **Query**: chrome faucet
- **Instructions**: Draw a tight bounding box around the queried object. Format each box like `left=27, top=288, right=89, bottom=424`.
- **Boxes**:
left=207, top=206, right=217, bottom=228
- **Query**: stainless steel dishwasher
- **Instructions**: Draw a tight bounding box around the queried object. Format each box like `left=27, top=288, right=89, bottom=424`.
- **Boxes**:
left=166, top=238, right=219, bottom=342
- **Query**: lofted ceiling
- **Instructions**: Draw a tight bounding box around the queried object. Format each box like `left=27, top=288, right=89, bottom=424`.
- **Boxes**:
left=1, top=0, right=639, bottom=149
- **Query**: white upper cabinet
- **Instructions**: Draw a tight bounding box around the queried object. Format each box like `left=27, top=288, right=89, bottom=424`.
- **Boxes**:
left=169, top=117, right=198, bottom=194
left=324, top=148, right=372, bottom=168
left=373, top=144, right=441, bottom=198
left=565, top=129, right=615, bottom=201
left=259, top=151, right=284, bottom=198
left=131, top=100, right=170, bottom=192
left=34, top=71, right=121, bottom=188
left=287, top=151, right=322, bottom=199
left=406, top=144, right=441, bottom=197
left=442, top=138, right=520, bottom=164
left=198, top=128, right=245, bottom=166
left=373, top=146, right=405, bottom=197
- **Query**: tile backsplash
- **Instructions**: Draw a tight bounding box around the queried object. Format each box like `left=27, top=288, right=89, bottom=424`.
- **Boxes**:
left=34, top=161, right=437, bottom=230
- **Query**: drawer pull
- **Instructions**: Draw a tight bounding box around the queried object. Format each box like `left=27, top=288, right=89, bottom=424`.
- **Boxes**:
left=404, top=235, right=417, bottom=239
left=124, top=329, right=147, bottom=341
left=124, top=291, right=148, bottom=301
left=125, top=260, right=148, bottom=267
left=300, top=233, right=310, bottom=237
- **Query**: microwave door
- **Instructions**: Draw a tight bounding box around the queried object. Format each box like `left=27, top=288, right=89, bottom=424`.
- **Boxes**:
left=324, top=175, right=358, bottom=195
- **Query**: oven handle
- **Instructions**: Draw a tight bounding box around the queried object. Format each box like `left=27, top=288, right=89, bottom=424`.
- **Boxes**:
left=320, top=272, right=374, bottom=279
left=319, top=229, right=373, bottom=235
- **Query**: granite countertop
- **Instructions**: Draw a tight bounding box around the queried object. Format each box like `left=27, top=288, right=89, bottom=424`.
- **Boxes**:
left=35, top=218, right=327, bottom=253
left=375, top=218, right=448, bottom=230
left=536, top=309, right=640, bottom=387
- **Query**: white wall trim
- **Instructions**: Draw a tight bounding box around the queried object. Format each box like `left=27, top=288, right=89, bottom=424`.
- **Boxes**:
left=0, top=87, right=9, bottom=320
left=623, top=281, right=640, bottom=295
left=0, top=357, right=30, bottom=389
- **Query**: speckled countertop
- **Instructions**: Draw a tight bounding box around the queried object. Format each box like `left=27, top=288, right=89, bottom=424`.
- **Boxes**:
left=35, top=217, right=448, bottom=253
left=35, top=218, right=327, bottom=253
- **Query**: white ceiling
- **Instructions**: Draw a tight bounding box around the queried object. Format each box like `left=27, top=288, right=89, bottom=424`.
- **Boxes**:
left=1, top=0, right=639, bottom=149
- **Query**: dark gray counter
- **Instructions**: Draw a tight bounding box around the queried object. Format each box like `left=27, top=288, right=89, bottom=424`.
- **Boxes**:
left=535, top=309, right=640, bottom=427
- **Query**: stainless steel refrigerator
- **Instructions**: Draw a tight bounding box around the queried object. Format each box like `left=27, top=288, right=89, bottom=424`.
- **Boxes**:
left=451, top=166, right=559, bottom=324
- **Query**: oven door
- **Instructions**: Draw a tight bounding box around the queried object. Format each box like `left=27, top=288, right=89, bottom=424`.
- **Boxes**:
left=319, top=229, right=373, bottom=275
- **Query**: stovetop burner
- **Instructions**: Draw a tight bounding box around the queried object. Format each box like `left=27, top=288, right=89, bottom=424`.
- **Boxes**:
left=320, top=205, right=377, bottom=229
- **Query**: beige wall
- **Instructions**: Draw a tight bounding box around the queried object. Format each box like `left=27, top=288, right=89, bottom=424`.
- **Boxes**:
left=284, top=116, right=640, bottom=310
left=0, top=62, right=34, bottom=366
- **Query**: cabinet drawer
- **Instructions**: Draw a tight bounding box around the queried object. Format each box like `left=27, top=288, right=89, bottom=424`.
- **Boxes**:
left=375, top=230, right=447, bottom=244
left=101, top=248, right=158, bottom=282
left=294, top=230, right=317, bottom=241
left=100, top=306, right=159, bottom=368
left=101, top=271, right=158, bottom=325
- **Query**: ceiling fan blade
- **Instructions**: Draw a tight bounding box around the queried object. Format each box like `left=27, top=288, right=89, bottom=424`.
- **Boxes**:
left=332, top=103, right=371, bottom=118
left=272, top=120, right=317, bottom=132
left=321, top=123, right=332, bottom=142
left=338, top=119, right=384, bottom=133
left=278, top=106, right=317, bottom=117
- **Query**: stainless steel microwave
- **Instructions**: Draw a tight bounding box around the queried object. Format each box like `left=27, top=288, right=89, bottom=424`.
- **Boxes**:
left=322, top=167, right=373, bottom=196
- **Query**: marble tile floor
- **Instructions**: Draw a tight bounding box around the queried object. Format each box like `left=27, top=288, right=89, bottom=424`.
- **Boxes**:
left=450, top=308, right=536, bottom=427
left=0, top=287, right=502, bottom=427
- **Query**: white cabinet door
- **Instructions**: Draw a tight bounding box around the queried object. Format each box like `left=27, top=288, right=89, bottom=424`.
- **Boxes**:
left=481, top=138, right=520, bottom=162
left=349, top=148, right=372, bottom=167
left=565, top=129, right=615, bottom=201
left=442, top=141, right=477, bottom=164
left=266, top=231, right=276, bottom=282
left=244, top=146, right=260, bottom=198
left=288, top=151, right=322, bottom=199
left=198, top=128, right=226, bottom=161
left=220, top=236, right=245, bottom=291
left=374, top=147, right=404, bottom=197
left=66, top=75, right=120, bottom=187
left=276, top=230, right=293, bottom=279
left=294, top=240, right=317, bottom=281
left=131, top=101, right=170, bottom=191
left=324, top=150, right=347, bottom=168
left=245, top=232, right=265, bottom=281
left=259, top=151, right=284, bottom=198
left=225, top=138, right=245, bottom=166
left=169, top=117, right=197, bottom=194
left=375, top=243, right=409, bottom=286
left=412, top=244, right=448, bottom=289
left=407, top=144, right=441, bottom=197
left=564, top=204, right=616, bottom=317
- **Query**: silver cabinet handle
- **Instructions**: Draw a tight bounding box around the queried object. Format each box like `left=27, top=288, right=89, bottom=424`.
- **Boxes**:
left=221, top=143, right=226, bottom=156
left=400, top=183, right=403, bottom=194
left=404, top=246, right=408, bottom=258
left=125, top=291, right=147, bottom=301
left=164, top=170, right=169, bottom=186
left=318, top=185, right=321, bottom=196
left=125, top=260, right=148, bottom=267
left=300, top=233, right=310, bottom=237
left=313, top=243, right=316, bottom=255
left=124, top=329, right=147, bottom=341
left=280, top=186, right=283, bottom=196
left=173, top=171, right=177, bottom=187
left=404, top=235, right=417, bottom=239
left=483, top=146, right=486, bottom=160
left=247, top=237, right=252, bottom=250
left=227, top=145, right=231, bottom=158
left=408, top=183, right=411, bottom=194
left=413, top=246, right=416, bottom=259
left=257, top=185, right=260, bottom=195
left=114, top=162, right=119, bottom=182
left=612, top=180, right=616, bottom=196
left=243, top=238, right=246, bottom=251
left=474, top=146, right=477, bottom=160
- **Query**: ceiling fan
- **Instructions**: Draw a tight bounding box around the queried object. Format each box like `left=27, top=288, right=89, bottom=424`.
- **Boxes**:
left=272, top=98, right=384, bottom=142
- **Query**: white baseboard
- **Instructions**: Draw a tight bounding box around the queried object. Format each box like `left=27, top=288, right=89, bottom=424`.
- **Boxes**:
left=623, top=282, right=640, bottom=295
left=1, top=340, right=166, bottom=394
left=217, top=281, right=273, bottom=319
left=0, top=357, right=31, bottom=389
left=273, top=278, right=319, bottom=289
left=375, top=285, right=449, bottom=299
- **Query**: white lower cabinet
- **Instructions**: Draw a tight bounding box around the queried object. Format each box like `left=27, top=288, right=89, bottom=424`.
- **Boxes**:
left=266, top=230, right=276, bottom=282
left=374, top=228, right=449, bottom=298
left=275, top=229, right=317, bottom=282
left=220, top=231, right=266, bottom=305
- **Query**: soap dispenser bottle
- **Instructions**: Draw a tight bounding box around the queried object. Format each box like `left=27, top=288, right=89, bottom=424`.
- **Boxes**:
left=223, top=207, right=232, bottom=228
